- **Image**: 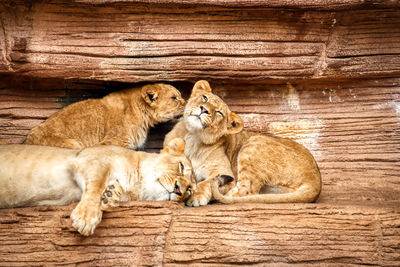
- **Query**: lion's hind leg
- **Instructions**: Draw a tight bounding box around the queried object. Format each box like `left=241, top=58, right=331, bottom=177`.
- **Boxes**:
left=227, top=153, right=266, bottom=197
left=227, top=160, right=264, bottom=197
left=226, top=171, right=264, bottom=197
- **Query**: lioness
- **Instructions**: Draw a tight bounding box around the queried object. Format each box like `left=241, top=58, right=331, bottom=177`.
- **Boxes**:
left=25, top=83, right=185, bottom=149
left=0, top=138, right=194, bottom=236
left=164, top=80, right=321, bottom=206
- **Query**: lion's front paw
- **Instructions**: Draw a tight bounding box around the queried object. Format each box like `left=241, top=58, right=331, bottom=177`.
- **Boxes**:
left=70, top=203, right=102, bottom=236
left=101, top=181, right=123, bottom=211
left=186, top=190, right=211, bottom=207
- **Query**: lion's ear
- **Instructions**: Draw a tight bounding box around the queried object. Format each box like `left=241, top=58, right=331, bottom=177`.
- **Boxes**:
left=190, top=80, right=212, bottom=98
left=227, top=112, right=244, bottom=135
left=161, top=138, right=185, bottom=156
left=141, top=84, right=160, bottom=106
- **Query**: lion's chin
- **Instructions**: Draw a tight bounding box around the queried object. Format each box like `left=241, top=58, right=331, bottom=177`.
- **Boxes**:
left=187, top=115, right=207, bottom=131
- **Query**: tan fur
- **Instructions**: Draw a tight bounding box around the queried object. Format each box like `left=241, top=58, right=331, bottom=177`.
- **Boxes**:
left=0, top=138, right=194, bottom=236
left=25, top=83, right=185, bottom=149
left=0, top=139, right=7, bottom=145
left=164, top=80, right=321, bottom=207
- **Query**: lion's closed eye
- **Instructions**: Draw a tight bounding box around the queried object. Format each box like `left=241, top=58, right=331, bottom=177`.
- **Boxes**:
left=179, top=162, right=184, bottom=174
left=173, top=181, right=182, bottom=196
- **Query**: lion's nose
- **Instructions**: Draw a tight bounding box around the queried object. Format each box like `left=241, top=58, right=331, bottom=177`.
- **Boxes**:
left=200, top=106, right=209, bottom=114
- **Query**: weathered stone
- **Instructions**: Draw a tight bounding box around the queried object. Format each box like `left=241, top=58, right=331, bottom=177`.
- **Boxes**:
left=0, top=201, right=399, bottom=265
left=0, top=1, right=399, bottom=265
left=1, top=1, right=400, bottom=82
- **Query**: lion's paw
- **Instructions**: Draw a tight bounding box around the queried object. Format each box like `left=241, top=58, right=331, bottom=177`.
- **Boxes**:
left=101, top=181, right=123, bottom=211
left=226, top=186, right=241, bottom=197
left=70, top=203, right=102, bottom=236
left=186, top=191, right=211, bottom=207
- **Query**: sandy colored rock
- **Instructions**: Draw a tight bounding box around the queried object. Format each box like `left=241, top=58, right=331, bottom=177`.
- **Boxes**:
left=1, top=1, right=400, bottom=82
left=0, top=201, right=399, bottom=265
left=0, top=1, right=399, bottom=265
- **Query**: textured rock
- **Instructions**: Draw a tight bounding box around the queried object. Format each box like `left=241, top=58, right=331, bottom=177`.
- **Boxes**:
left=76, top=0, right=400, bottom=10
left=0, top=1, right=399, bottom=265
left=1, top=1, right=400, bottom=82
left=0, top=202, right=181, bottom=266
left=0, top=201, right=399, bottom=266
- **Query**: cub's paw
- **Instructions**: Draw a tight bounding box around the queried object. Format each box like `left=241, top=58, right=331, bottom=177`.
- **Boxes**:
left=226, top=186, right=241, bottom=197
left=226, top=182, right=251, bottom=197
left=70, top=203, right=102, bottom=236
left=186, top=190, right=211, bottom=207
left=100, top=181, right=123, bottom=211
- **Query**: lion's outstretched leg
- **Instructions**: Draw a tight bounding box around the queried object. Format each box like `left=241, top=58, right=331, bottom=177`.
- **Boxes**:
left=70, top=163, right=108, bottom=236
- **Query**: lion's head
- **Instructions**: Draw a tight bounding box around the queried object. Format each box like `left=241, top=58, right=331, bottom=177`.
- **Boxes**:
left=156, top=138, right=195, bottom=201
left=183, top=80, right=244, bottom=144
left=141, top=83, right=186, bottom=122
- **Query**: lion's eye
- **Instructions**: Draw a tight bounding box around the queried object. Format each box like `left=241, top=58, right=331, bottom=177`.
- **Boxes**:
left=216, top=110, right=224, bottom=116
left=202, top=95, right=208, bottom=102
left=173, top=181, right=182, bottom=196
left=179, top=162, right=184, bottom=174
left=171, top=96, right=178, bottom=101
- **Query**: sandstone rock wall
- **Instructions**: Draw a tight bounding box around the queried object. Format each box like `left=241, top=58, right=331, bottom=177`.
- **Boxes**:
left=0, top=1, right=399, bottom=265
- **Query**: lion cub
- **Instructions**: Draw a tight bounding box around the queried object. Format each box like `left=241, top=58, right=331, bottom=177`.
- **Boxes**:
left=25, top=83, right=185, bottom=149
left=0, top=138, right=194, bottom=236
left=164, top=80, right=321, bottom=207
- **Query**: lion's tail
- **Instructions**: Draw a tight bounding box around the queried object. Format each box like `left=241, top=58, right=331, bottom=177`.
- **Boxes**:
left=211, top=176, right=320, bottom=204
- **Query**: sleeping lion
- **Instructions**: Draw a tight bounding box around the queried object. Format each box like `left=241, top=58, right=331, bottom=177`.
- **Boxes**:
left=0, top=138, right=194, bottom=236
